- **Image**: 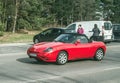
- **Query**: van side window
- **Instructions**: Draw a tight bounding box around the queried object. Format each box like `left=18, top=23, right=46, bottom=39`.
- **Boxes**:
left=67, top=24, right=76, bottom=30
left=104, top=23, right=112, bottom=30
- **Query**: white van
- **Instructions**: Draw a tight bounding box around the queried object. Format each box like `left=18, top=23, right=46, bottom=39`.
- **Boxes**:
left=65, top=21, right=113, bottom=43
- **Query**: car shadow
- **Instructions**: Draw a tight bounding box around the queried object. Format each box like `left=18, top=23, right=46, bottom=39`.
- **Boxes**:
left=68, top=58, right=94, bottom=63
left=16, top=57, right=55, bottom=65
left=113, top=40, right=120, bottom=42
left=17, top=57, right=95, bottom=65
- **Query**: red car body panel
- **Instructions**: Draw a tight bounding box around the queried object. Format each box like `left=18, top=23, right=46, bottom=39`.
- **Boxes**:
left=27, top=41, right=106, bottom=62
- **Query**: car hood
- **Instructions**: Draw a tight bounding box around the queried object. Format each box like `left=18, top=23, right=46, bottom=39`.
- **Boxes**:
left=29, top=42, right=65, bottom=52
left=35, top=42, right=64, bottom=48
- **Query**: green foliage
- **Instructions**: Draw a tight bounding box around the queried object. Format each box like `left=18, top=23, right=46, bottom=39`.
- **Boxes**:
left=0, top=0, right=119, bottom=33
left=0, top=31, right=4, bottom=36
left=0, top=23, right=4, bottom=36
left=30, top=17, right=43, bottom=30
left=0, top=22, right=4, bottom=31
left=17, top=18, right=31, bottom=30
left=112, top=0, right=120, bottom=23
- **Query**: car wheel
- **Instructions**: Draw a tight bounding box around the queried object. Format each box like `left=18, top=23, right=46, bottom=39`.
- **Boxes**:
left=56, top=51, right=68, bottom=65
left=94, top=48, right=104, bottom=61
left=34, top=38, right=39, bottom=44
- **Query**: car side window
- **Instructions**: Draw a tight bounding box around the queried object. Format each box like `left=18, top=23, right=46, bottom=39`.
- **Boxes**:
left=43, top=29, right=52, bottom=36
left=113, top=25, right=120, bottom=31
left=58, top=34, right=76, bottom=43
left=76, top=35, right=88, bottom=43
left=51, top=29, right=62, bottom=35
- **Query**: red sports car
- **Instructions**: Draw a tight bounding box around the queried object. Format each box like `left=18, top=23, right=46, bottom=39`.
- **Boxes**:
left=27, top=33, right=106, bottom=65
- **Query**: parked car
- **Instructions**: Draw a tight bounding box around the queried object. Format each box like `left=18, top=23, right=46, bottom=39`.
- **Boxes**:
left=33, top=28, right=65, bottom=44
left=112, top=24, right=120, bottom=41
left=27, top=33, right=106, bottom=65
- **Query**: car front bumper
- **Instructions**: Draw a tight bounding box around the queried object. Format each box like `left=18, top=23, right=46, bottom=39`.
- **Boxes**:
left=28, top=51, right=57, bottom=62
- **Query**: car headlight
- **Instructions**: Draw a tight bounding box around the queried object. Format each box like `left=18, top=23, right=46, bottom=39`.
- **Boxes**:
left=44, top=47, right=53, bottom=52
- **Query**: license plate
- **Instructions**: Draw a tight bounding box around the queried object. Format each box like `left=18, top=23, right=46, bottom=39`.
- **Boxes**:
left=29, top=53, right=37, bottom=57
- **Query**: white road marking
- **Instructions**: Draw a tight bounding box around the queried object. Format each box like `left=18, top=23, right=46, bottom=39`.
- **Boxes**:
left=25, top=66, right=120, bottom=83
left=107, top=45, right=120, bottom=48
left=104, top=66, right=120, bottom=71
left=0, top=42, right=32, bottom=47
left=0, top=53, right=26, bottom=57
left=62, top=66, right=120, bottom=76
left=25, top=76, right=63, bottom=83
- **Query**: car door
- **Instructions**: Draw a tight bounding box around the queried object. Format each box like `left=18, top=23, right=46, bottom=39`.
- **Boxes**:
left=74, top=35, right=92, bottom=59
left=40, top=28, right=61, bottom=41
left=113, top=24, right=120, bottom=39
left=49, top=29, right=63, bottom=41
left=39, top=29, right=53, bottom=41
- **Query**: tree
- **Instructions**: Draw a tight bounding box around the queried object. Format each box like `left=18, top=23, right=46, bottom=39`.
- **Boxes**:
left=12, top=0, right=19, bottom=33
left=0, top=0, right=7, bottom=31
left=0, top=0, right=119, bottom=32
left=112, top=0, right=120, bottom=23
left=101, top=0, right=114, bottom=21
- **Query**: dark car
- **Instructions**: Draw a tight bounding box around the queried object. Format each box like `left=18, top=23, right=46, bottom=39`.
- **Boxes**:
left=33, top=28, right=65, bottom=44
left=112, top=24, right=120, bottom=41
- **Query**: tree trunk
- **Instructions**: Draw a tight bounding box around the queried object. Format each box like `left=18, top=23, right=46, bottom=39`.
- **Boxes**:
left=12, top=0, right=19, bottom=33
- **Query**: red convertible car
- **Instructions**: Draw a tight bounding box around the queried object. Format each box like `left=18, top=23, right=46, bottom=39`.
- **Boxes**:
left=27, top=33, right=106, bottom=65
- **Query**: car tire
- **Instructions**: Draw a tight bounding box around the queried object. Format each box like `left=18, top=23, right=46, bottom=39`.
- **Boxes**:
left=94, top=48, right=104, bottom=61
left=56, top=51, right=68, bottom=65
left=34, top=38, right=39, bottom=44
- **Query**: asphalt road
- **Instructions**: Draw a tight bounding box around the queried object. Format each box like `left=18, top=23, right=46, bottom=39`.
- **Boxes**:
left=0, top=42, right=120, bottom=83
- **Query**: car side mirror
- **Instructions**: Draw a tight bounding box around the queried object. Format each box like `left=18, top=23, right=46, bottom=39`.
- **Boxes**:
left=74, top=39, right=81, bottom=45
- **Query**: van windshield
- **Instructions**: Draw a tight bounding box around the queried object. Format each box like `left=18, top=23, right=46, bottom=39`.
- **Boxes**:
left=104, top=22, right=112, bottom=30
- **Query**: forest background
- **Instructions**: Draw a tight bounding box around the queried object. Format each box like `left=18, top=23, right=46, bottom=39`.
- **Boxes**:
left=0, top=0, right=119, bottom=42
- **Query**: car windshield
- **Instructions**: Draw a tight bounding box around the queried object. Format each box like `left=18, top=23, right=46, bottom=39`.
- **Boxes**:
left=54, top=34, right=76, bottom=43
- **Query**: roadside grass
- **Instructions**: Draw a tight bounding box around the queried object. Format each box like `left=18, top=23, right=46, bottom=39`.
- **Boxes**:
left=0, top=31, right=40, bottom=44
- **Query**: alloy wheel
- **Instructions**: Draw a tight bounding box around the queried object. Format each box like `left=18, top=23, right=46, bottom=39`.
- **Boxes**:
left=57, top=51, right=68, bottom=65
left=94, top=48, right=104, bottom=61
